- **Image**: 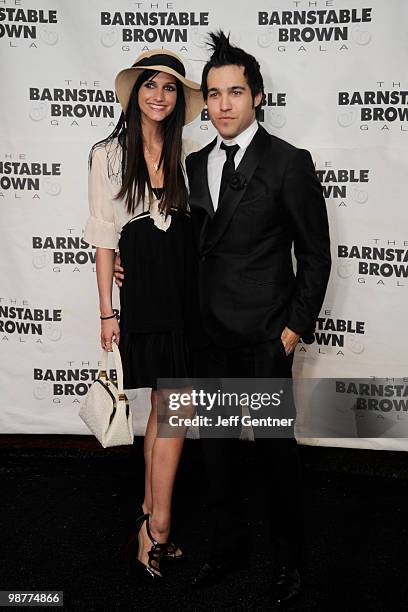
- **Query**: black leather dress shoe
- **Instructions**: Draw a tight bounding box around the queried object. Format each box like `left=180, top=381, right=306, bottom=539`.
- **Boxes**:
left=190, top=562, right=226, bottom=588
left=271, top=566, right=301, bottom=606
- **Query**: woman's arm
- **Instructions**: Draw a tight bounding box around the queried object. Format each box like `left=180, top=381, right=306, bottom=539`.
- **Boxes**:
left=96, top=247, right=120, bottom=350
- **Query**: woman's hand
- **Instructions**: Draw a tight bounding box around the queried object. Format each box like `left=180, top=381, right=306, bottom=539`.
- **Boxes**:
left=100, top=316, right=120, bottom=351
left=95, top=247, right=118, bottom=351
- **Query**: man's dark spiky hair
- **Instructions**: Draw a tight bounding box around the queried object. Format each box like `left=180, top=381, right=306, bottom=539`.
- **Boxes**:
left=207, top=31, right=236, bottom=63
left=201, top=30, right=264, bottom=119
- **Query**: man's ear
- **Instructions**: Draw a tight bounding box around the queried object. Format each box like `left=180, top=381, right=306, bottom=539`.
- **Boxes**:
left=254, top=91, right=263, bottom=111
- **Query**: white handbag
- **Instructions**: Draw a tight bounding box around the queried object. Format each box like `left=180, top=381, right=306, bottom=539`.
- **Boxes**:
left=79, top=343, right=134, bottom=448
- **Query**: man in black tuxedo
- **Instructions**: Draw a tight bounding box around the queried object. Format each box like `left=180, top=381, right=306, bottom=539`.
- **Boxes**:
left=186, top=32, right=331, bottom=604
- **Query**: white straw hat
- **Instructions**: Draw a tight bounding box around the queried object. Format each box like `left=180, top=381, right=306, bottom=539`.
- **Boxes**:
left=115, top=49, right=204, bottom=125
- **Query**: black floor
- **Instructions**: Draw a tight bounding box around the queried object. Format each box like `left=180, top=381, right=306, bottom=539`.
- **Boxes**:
left=1, top=439, right=408, bottom=611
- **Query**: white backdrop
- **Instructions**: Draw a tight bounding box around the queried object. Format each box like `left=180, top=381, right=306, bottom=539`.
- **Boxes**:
left=1, top=0, right=407, bottom=450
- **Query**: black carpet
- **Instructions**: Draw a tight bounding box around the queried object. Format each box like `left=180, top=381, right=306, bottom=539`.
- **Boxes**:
left=1, top=439, right=408, bottom=611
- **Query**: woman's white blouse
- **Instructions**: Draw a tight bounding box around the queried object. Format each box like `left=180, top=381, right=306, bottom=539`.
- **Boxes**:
left=84, top=137, right=199, bottom=250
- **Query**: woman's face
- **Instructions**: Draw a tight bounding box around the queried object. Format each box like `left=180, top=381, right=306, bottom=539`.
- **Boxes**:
left=138, top=71, right=178, bottom=123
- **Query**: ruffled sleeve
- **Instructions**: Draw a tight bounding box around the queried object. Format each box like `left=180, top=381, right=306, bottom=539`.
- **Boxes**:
left=84, top=146, right=119, bottom=249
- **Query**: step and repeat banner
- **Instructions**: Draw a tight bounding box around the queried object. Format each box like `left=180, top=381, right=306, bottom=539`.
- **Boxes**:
left=0, top=0, right=407, bottom=450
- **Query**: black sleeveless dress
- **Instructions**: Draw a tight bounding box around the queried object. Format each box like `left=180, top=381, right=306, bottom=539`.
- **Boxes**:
left=118, top=190, right=194, bottom=389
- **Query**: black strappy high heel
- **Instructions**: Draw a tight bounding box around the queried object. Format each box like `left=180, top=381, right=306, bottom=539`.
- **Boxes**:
left=142, top=516, right=168, bottom=579
left=134, top=508, right=185, bottom=562
left=161, top=541, right=185, bottom=561
left=122, top=513, right=166, bottom=579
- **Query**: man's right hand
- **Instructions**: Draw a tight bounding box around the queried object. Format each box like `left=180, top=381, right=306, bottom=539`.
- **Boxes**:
left=114, top=253, right=124, bottom=288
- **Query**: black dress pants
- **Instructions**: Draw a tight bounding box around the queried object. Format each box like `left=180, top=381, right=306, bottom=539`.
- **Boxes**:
left=194, top=338, right=303, bottom=568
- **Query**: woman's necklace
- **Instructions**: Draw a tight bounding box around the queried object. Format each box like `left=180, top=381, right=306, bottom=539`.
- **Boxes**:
left=144, top=144, right=161, bottom=173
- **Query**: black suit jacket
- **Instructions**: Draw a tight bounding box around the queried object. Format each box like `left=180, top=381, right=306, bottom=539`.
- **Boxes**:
left=185, top=124, right=331, bottom=349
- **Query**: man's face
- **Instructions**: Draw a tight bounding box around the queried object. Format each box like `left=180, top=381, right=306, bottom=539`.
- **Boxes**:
left=206, top=64, right=262, bottom=140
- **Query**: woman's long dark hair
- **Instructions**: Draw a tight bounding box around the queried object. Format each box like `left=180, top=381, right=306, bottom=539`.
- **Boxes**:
left=89, top=69, right=188, bottom=216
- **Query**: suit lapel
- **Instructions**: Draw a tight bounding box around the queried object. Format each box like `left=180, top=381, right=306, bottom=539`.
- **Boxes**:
left=201, top=125, right=269, bottom=256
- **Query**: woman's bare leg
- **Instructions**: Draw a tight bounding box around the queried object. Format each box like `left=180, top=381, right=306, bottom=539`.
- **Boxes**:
left=137, top=389, right=185, bottom=571
left=141, top=390, right=158, bottom=515
left=148, top=433, right=185, bottom=542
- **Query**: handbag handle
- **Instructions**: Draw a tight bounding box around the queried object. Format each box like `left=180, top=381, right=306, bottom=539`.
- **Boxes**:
left=100, top=342, right=124, bottom=394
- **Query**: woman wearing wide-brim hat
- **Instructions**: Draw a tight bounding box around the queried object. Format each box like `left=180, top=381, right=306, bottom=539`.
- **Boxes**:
left=84, top=49, right=204, bottom=580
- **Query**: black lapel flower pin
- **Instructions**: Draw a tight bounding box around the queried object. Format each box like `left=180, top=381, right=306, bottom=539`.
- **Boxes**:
left=229, top=172, right=247, bottom=191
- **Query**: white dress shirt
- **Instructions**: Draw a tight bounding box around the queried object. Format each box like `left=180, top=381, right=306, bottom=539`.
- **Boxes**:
left=207, top=120, right=259, bottom=211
